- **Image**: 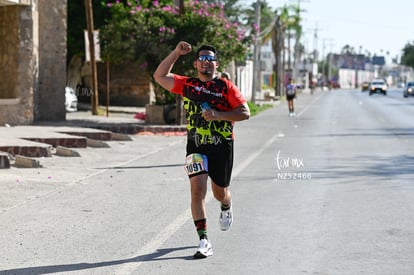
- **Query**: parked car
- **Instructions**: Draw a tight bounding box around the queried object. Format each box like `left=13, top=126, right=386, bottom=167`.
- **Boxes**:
left=368, top=79, right=387, bottom=96
left=296, top=83, right=304, bottom=90
left=361, top=81, right=369, bottom=91
left=403, top=81, right=414, bottom=98
left=397, top=82, right=405, bottom=88
left=65, top=86, right=78, bottom=112
left=330, top=81, right=340, bottom=89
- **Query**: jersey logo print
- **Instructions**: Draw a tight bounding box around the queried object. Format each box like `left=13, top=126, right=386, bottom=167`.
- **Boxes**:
left=184, top=82, right=224, bottom=98
left=183, top=97, right=233, bottom=146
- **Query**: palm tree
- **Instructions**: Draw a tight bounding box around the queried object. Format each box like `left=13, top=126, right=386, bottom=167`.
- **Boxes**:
left=341, top=45, right=356, bottom=55
left=242, top=0, right=277, bottom=100
left=290, top=4, right=304, bottom=81
left=242, top=0, right=275, bottom=34
left=272, top=4, right=303, bottom=95
left=271, top=12, right=285, bottom=96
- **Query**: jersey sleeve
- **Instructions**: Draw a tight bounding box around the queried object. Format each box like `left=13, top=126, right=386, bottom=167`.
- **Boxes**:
left=170, top=74, right=188, bottom=96
left=226, top=80, right=247, bottom=108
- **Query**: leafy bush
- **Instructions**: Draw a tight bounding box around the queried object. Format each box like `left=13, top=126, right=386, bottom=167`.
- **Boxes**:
left=248, top=102, right=273, bottom=116
left=100, top=0, right=253, bottom=104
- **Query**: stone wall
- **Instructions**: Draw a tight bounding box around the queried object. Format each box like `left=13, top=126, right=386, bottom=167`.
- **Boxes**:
left=0, top=6, right=18, bottom=99
left=35, top=0, right=67, bottom=122
left=0, top=1, right=67, bottom=125
left=0, top=4, right=35, bottom=125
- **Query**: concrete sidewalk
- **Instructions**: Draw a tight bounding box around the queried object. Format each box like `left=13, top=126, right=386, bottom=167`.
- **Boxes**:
left=0, top=99, right=281, bottom=169
left=0, top=106, right=187, bottom=169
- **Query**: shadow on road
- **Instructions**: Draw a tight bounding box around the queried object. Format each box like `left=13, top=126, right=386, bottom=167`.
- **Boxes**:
left=310, top=127, right=414, bottom=138
left=95, top=163, right=183, bottom=170
left=306, top=127, right=414, bottom=180
left=311, top=154, right=414, bottom=181
left=0, top=246, right=197, bottom=275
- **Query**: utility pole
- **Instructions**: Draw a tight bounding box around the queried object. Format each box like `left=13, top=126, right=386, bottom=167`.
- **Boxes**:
left=84, top=0, right=99, bottom=115
left=320, top=38, right=334, bottom=87
left=355, top=45, right=362, bottom=88
left=174, top=0, right=185, bottom=124
left=272, top=12, right=283, bottom=97
left=328, top=39, right=335, bottom=84
left=287, top=29, right=291, bottom=76
left=306, top=24, right=323, bottom=89
left=251, top=0, right=261, bottom=104
left=307, top=24, right=320, bottom=62
left=290, top=0, right=308, bottom=82
left=322, top=38, right=334, bottom=83
left=321, top=39, right=326, bottom=83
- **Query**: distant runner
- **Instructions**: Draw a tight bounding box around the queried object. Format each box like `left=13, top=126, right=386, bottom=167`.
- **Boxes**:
left=286, top=78, right=297, bottom=117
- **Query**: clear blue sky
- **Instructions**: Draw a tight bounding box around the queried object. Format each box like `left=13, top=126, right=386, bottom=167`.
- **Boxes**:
left=242, top=0, right=413, bottom=63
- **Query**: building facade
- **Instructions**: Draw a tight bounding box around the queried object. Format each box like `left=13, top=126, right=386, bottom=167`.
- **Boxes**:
left=0, top=0, right=67, bottom=125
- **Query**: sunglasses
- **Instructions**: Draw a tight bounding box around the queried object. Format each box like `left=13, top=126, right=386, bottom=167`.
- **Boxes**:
left=197, top=55, right=217, bottom=62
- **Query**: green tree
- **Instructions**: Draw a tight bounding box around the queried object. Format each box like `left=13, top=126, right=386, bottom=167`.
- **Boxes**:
left=341, top=45, right=356, bottom=55
left=277, top=4, right=303, bottom=72
left=269, top=3, right=303, bottom=95
left=242, top=0, right=276, bottom=37
left=100, top=0, right=252, bottom=103
left=206, top=0, right=245, bottom=23
left=401, top=42, right=414, bottom=69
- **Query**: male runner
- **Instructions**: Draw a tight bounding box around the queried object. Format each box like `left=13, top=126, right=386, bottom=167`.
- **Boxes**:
left=153, top=41, right=250, bottom=258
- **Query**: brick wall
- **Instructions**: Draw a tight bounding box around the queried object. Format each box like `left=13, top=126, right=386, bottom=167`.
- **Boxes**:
left=96, top=62, right=154, bottom=106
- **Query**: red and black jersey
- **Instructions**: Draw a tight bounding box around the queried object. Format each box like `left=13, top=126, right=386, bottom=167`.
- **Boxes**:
left=170, top=75, right=246, bottom=145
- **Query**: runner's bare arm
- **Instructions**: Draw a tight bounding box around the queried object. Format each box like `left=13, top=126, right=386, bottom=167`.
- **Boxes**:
left=153, top=41, right=192, bottom=91
left=202, top=102, right=250, bottom=122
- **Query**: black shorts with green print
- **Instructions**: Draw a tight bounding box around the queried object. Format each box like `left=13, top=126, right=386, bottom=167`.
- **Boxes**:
left=186, top=139, right=234, bottom=188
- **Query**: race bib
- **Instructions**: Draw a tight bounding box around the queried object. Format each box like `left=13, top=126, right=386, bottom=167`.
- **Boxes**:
left=185, top=153, right=208, bottom=176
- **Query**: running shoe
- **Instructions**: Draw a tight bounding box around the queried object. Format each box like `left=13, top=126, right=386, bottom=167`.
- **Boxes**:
left=193, top=238, right=213, bottom=258
left=219, top=206, right=233, bottom=231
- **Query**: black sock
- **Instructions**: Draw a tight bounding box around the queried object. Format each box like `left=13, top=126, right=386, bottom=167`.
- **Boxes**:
left=221, top=202, right=231, bottom=211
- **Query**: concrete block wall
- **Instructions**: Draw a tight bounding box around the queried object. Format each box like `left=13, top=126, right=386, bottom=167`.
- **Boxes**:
left=0, top=1, right=67, bottom=125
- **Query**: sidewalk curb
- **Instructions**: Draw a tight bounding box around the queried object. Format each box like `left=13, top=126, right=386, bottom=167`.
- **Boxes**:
left=14, top=155, right=42, bottom=168
left=0, top=151, right=10, bottom=169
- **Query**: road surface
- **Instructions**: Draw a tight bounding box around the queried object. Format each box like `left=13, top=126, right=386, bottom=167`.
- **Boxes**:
left=1, top=87, right=413, bottom=274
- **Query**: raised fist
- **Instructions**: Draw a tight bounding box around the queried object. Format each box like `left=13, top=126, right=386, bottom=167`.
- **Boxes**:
left=175, top=41, right=192, bottom=56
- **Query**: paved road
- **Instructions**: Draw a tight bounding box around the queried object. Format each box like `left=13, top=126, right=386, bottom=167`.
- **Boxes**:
left=1, top=88, right=414, bottom=274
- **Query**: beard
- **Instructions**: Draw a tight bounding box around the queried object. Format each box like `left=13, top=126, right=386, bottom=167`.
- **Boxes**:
left=200, top=69, right=214, bottom=76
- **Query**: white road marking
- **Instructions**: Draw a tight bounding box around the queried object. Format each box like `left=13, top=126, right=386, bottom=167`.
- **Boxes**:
left=297, top=91, right=324, bottom=117
left=114, top=93, right=324, bottom=273
left=114, top=133, right=280, bottom=274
